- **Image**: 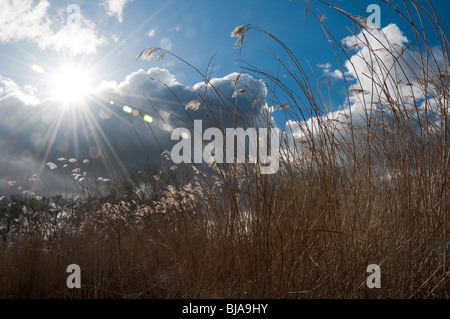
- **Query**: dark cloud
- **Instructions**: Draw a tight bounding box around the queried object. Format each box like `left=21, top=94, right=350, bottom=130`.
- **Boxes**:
left=0, top=68, right=268, bottom=196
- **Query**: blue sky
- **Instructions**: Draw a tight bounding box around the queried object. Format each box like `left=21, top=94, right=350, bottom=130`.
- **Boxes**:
left=0, top=0, right=449, bottom=196
left=0, top=0, right=336, bottom=89
left=2, top=0, right=449, bottom=88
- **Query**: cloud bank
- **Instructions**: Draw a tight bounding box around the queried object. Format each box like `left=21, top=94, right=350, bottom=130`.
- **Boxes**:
left=0, top=0, right=106, bottom=55
left=285, top=22, right=447, bottom=162
left=1, top=21, right=446, bottom=196
left=0, top=67, right=267, bottom=196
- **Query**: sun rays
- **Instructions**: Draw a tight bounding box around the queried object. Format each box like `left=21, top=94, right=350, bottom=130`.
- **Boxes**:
left=8, top=59, right=146, bottom=194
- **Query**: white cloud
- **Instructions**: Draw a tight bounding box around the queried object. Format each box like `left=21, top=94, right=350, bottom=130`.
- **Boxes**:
left=342, top=24, right=416, bottom=104
left=169, top=25, right=183, bottom=32
left=101, top=0, right=133, bottom=23
left=147, top=29, right=156, bottom=37
left=283, top=23, right=447, bottom=164
left=41, top=19, right=107, bottom=55
left=318, top=63, right=344, bottom=80
left=0, top=76, right=39, bottom=105
left=0, top=0, right=106, bottom=55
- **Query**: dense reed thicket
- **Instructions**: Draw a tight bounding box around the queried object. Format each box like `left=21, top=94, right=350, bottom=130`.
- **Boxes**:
left=0, top=0, right=449, bottom=298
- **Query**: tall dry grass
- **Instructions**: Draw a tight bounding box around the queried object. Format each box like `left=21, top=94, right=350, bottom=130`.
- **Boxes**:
left=0, top=0, right=449, bottom=298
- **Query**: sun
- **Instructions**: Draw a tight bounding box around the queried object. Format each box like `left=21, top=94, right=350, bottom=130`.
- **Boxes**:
left=50, top=66, right=92, bottom=104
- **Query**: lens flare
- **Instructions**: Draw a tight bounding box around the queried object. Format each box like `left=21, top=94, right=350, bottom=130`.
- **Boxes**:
left=89, top=146, right=102, bottom=159
left=31, top=64, right=45, bottom=74
left=160, top=37, right=173, bottom=50
left=123, top=106, right=133, bottom=113
left=100, top=109, right=112, bottom=119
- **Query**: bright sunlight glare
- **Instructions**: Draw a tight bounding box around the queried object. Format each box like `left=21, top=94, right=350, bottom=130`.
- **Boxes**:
left=50, top=67, right=92, bottom=104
